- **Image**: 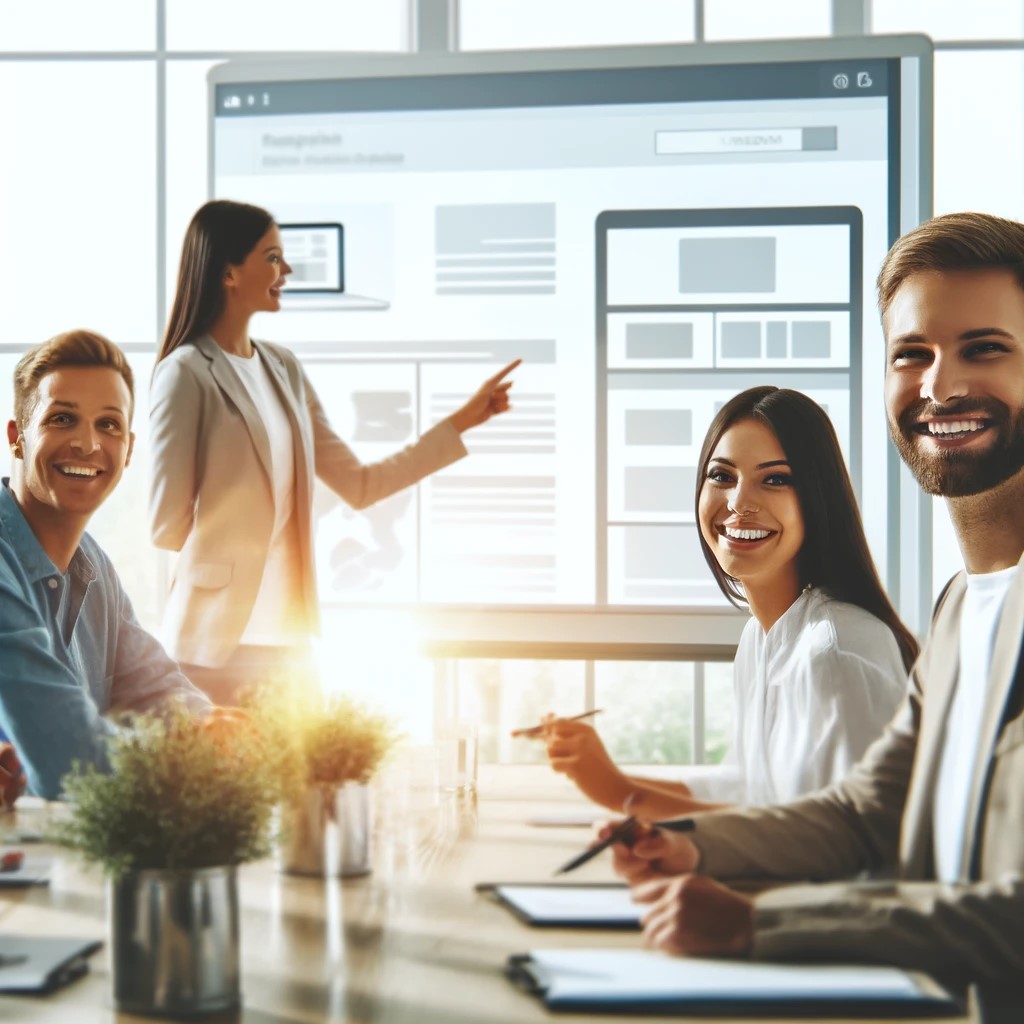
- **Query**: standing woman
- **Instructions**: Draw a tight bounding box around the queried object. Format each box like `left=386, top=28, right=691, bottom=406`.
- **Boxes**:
left=150, top=200, right=518, bottom=704
left=542, top=386, right=917, bottom=816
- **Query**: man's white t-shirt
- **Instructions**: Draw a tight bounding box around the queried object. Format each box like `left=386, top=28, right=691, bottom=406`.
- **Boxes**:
left=223, top=348, right=300, bottom=646
left=933, top=565, right=1017, bottom=883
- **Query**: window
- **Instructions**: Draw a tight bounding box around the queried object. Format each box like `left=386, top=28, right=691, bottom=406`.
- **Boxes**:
left=933, top=51, right=1024, bottom=219
left=166, top=0, right=407, bottom=52
left=703, top=0, right=831, bottom=41
left=872, top=0, right=1024, bottom=39
left=0, top=0, right=154, bottom=50
left=0, top=63, right=156, bottom=346
left=458, top=0, right=695, bottom=50
left=449, top=657, right=732, bottom=768
left=165, top=60, right=220, bottom=303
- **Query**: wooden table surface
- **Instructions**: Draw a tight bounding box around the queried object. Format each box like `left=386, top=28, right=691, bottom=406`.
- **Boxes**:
left=0, top=767, right=971, bottom=1024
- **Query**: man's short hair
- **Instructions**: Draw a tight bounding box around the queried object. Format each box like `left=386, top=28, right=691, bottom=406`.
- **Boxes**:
left=877, top=211, right=1024, bottom=318
left=13, top=330, right=135, bottom=430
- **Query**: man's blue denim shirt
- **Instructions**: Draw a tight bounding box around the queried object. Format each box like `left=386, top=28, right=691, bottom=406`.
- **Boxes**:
left=0, top=480, right=209, bottom=798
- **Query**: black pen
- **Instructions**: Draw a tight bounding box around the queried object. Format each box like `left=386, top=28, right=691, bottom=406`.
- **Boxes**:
left=553, top=817, right=697, bottom=876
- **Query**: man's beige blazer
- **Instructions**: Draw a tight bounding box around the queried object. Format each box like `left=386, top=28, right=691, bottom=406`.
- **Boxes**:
left=148, top=334, right=466, bottom=667
left=692, top=555, right=1024, bottom=982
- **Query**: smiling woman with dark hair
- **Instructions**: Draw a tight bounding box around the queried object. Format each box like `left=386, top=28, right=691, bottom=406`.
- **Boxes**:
left=542, top=386, right=915, bottom=817
left=696, top=386, right=918, bottom=668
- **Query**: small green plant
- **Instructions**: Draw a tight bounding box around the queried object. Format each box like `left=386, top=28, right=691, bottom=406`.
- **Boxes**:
left=56, top=705, right=283, bottom=876
left=258, top=689, right=397, bottom=790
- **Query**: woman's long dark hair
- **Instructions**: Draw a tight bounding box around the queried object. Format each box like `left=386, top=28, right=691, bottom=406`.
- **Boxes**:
left=695, top=386, right=918, bottom=671
left=158, top=200, right=275, bottom=362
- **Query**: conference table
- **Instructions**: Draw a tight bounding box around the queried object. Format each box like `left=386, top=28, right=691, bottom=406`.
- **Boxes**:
left=0, top=765, right=972, bottom=1024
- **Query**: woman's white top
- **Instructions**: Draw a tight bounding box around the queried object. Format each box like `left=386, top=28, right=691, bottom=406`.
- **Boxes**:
left=223, top=348, right=300, bottom=645
left=732, top=587, right=907, bottom=806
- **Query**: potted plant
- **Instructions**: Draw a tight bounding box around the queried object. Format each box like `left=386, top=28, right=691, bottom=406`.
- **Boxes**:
left=56, top=705, right=281, bottom=1017
left=259, top=689, right=397, bottom=878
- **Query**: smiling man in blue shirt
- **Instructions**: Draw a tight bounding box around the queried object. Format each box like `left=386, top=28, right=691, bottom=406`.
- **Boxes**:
left=1, top=329, right=210, bottom=798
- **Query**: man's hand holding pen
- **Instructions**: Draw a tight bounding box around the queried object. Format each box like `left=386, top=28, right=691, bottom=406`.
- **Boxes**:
left=603, top=816, right=700, bottom=883
left=602, top=816, right=755, bottom=958
left=554, top=811, right=697, bottom=876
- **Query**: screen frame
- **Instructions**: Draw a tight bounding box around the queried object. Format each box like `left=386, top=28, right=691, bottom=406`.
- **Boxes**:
left=208, top=35, right=931, bottom=109
left=206, top=35, right=933, bottom=656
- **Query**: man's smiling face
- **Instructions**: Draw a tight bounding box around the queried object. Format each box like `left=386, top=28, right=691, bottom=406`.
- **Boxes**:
left=7, top=366, right=134, bottom=522
left=884, top=268, right=1024, bottom=497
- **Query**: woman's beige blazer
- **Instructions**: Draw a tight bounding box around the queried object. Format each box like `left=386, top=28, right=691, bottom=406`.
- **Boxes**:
left=149, top=334, right=466, bottom=667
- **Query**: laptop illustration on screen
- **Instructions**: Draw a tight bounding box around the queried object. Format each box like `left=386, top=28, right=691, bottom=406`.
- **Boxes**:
left=279, top=223, right=389, bottom=311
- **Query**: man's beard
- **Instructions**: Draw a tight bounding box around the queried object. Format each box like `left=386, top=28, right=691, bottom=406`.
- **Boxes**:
left=889, top=397, right=1024, bottom=497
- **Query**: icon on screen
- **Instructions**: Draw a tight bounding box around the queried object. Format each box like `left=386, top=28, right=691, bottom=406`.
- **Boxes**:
left=856, top=72, right=873, bottom=88
left=832, top=73, right=850, bottom=90
left=223, top=95, right=241, bottom=109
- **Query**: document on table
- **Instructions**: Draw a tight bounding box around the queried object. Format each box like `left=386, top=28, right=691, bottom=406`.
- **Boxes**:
left=525, top=810, right=601, bottom=827
left=506, top=949, right=960, bottom=1015
left=492, top=884, right=641, bottom=928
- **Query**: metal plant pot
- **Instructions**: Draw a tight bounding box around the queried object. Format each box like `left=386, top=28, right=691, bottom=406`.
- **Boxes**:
left=109, top=865, right=240, bottom=1016
left=279, top=782, right=371, bottom=878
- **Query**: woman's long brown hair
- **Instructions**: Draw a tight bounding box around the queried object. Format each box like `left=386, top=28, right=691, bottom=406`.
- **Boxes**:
left=158, top=199, right=274, bottom=362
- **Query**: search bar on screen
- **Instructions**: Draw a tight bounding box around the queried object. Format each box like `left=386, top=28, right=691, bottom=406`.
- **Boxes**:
left=655, top=127, right=837, bottom=155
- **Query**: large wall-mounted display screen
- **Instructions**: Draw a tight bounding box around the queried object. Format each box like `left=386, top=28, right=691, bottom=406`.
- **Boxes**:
left=210, top=38, right=931, bottom=643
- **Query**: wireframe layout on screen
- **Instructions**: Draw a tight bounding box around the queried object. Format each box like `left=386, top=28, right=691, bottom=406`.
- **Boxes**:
left=278, top=223, right=389, bottom=310
left=598, top=206, right=861, bottom=604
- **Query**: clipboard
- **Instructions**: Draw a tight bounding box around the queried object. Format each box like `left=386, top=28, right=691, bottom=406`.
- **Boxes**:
left=506, top=949, right=961, bottom=1016
left=0, top=855, right=52, bottom=888
left=0, top=935, right=102, bottom=994
left=478, top=882, right=642, bottom=929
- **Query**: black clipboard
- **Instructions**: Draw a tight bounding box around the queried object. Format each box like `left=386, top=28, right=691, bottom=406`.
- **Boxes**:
left=0, top=855, right=52, bottom=888
left=477, top=882, right=641, bottom=929
left=506, top=949, right=962, bottom=1017
left=0, top=935, right=102, bottom=994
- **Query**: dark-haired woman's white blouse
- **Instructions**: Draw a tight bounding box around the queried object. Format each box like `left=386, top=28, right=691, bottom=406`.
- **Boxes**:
left=733, top=587, right=906, bottom=806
